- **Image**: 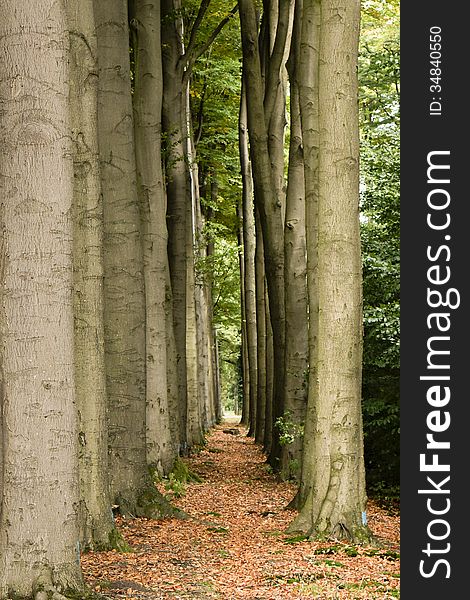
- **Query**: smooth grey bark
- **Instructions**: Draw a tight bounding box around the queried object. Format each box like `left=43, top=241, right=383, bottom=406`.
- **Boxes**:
left=291, top=0, right=320, bottom=510
left=200, top=208, right=219, bottom=427
left=95, top=0, right=176, bottom=519
left=67, top=0, right=119, bottom=549
left=264, top=278, right=274, bottom=457
left=262, top=0, right=293, bottom=228
left=213, top=329, right=223, bottom=422
left=207, top=179, right=222, bottom=424
left=95, top=0, right=147, bottom=511
left=254, top=209, right=267, bottom=446
left=239, top=83, right=258, bottom=437
left=281, top=0, right=309, bottom=482
left=236, top=194, right=250, bottom=424
left=290, top=0, right=371, bottom=542
left=0, top=1, right=84, bottom=595
left=239, top=0, right=287, bottom=466
left=165, top=261, right=182, bottom=451
left=185, top=109, right=204, bottom=446
left=131, top=0, right=176, bottom=476
left=161, top=0, right=189, bottom=451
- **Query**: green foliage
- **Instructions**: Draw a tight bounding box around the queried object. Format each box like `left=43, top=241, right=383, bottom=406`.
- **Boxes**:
left=313, top=544, right=358, bottom=556
left=283, top=534, right=309, bottom=544
left=158, top=458, right=202, bottom=502
left=106, top=528, right=133, bottom=553
left=275, top=411, right=304, bottom=447
left=359, top=2, right=400, bottom=493
left=197, top=236, right=241, bottom=413
left=184, top=1, right=242, bottom=415
left=164, top=473, right=186, bottom=498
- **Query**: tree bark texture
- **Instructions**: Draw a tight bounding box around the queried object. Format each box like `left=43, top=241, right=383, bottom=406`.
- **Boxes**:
left=294, top=0, right=320, bottom=509
left=239, top=84, right=258, bottom=437
left=185, top=101, right=204, bottom=447
left=67, top=0, right=117, bottom=549
left=239, top=0, right=286, bottom=466
left=131, top=0, right=176, bottom=476
left=236, top=194, right=250, bottom=425
left=291, top=0, right=371, bottom=542
left=161, top=0, right=189, bottom=450
left=254, top=210, right=266, bottom=446
left=264, top=279, right=274, bottom=457
left=281, top=0, right=309, bottom=482
left=95, top=0, right=148, bottom=512
left=0, top=1, right=84, bottom=594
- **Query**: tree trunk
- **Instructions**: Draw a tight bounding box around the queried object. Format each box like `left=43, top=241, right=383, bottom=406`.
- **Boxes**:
left=239, top=83, right=258, bottom=437
left=281, top=0, right=308, bottom=482
left=161, top=0, right=189, bottom=451
left=213, top=329, right=223, bottom=422
left=254, top=210, right=267, bottom=446
left=165, top=262, right=182, bottom=451
left=95, top=0, right=175, bottom=518
left=162, top=0, right=233, bottom=442
left=237, top=195, right=250, bottom=425
left=264, top=279, right=274, bottom=457
left=131, top=0, right=176, bottom=476
left=185, top=98, right=204, bottom=447
left=239, top=0, right=286, bottom=467
left=0, top=1, right=84, bottom=594
left=203, top=179, right=221, bottom=425
left=207, top=179, right=221, bottom=424
left=290, top=0, right=372, bottom=542
left=292, top=0, right=320, bottom=511
left=67, top=0, right=119, bottom=549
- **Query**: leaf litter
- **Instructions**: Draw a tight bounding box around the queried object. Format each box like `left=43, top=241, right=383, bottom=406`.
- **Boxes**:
left=81, top=422, right=400, bottom=599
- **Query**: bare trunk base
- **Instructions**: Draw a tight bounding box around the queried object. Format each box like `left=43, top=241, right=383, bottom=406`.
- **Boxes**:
left=287, top=502, right=375, bottom=544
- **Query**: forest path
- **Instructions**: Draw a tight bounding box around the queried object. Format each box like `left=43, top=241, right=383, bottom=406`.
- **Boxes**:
left=81, top=422, right=400, bottom=600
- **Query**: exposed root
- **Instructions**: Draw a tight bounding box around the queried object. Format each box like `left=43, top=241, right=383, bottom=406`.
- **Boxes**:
left=32, top=566, right=108, bottom=600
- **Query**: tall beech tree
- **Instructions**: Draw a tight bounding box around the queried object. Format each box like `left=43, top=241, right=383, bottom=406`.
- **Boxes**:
left=0, top=0, right=84, bottom=595
left=130, top=0, right=177, bottom=476
left=68, top=0, right=120, bottom=549
left=290, top=0, right=320, bottom=510
left=95, top=0, right=147, bottom=513
left=239, top=83, right=258, bottom=438
left=95, top=0, right=176, bottom=518
left=161, top=0, right=190, bottom=450
left=289, top=0, right=372, bottom=541
left=281, top=1, right=309, bottom=480
left=254, top=210, right=267, bottom=446
left=239, top=0, right=289, bottom=467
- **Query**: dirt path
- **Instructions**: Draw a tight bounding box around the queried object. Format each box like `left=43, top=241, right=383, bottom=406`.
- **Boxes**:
left=81, top=423, right=400, bottom=599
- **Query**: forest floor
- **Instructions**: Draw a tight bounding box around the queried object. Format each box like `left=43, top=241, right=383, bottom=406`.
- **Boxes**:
left=81, top=421, right=400, bottom=599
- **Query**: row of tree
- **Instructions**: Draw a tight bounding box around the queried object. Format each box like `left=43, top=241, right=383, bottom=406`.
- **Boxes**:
left=236, top=0, right=369, bottom=541
left=0, top=0, right=396, bottom=597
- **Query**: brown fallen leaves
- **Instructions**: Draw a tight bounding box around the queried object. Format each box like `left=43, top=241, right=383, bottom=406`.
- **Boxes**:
left=81, top=423, right=400, bottom=599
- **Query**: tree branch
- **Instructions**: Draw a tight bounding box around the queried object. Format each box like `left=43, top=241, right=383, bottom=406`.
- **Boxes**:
left=184, top=0, right=211, bottom=64
left=194, top=78, right=207, bottom=147
left=182, top=4, right=239, bottom=82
